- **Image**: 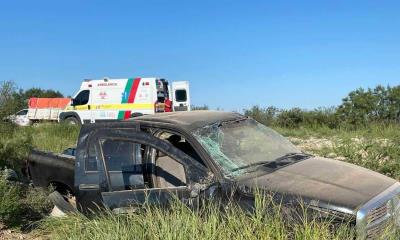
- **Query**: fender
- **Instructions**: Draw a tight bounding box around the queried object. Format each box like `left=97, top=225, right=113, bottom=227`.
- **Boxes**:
left=59, top=111, right=83, bottom=124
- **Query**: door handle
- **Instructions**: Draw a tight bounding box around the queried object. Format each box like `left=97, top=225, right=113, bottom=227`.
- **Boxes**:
left=88, top=105, right=91, bottom=110
left=79, top=184, right=99, bottom=190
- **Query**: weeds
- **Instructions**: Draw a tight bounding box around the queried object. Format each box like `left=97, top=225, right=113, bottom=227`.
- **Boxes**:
left=0, top=171, right=52, bottom=228
left=0, top=122, right=32, bottom=170
left=280, top=125, right=400, bottom=180
left=39, top=195, right=359, bottom=240
left=0, top=176, right=23, bottom=226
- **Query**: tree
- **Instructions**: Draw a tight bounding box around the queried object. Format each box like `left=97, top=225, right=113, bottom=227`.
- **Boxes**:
left=0, top=81, right=65, bottom=118
left=386, top=86, right=400, bottom=122
left=337, top=85, right=400, bottom=125
left=0, top=81, right=19, bottom=118
left=13, top=87, right=64, bottom=110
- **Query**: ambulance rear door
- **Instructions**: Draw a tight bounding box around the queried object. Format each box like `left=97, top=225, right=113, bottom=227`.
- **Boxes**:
left=171, top=81, right=191, bottom=111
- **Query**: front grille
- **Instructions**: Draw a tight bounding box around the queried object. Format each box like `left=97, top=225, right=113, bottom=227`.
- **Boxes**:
left=357, top=183, right=400, bottom=239
left=367, top=204, right=388, bottom=225
left=365, top=204, right=391, bottom=239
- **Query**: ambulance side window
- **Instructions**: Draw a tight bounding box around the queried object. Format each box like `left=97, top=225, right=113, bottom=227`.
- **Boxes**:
left=73, top=90, right=90, bottom=106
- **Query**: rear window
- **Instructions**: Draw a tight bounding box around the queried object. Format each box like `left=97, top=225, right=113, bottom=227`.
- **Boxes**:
left=175, top=90, right=187, bottom=102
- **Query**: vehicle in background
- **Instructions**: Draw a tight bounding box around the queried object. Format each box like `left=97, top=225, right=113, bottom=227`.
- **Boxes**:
left=5, top=109, right=30, bottom=126
left=28, top=98, right=71, bottom=125
left=59, top=77, right=191, bottom=125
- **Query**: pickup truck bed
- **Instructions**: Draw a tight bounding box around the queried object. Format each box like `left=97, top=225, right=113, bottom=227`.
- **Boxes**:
left=28, top=149, right=75, bottom=194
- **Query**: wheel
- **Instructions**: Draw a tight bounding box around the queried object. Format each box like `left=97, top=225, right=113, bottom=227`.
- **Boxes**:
left=48, top=191, right=77, bottom=215
left=30, top=120, right=40, bottom=127
left=64, top=117, right=80, bottom=125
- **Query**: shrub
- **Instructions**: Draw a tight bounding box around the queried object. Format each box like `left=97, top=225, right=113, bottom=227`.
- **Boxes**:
left=244, top=105, right=278, bottom=126
left=0, top=176, right=23, bottom=226
left=276, top=108, right=305, bottom=128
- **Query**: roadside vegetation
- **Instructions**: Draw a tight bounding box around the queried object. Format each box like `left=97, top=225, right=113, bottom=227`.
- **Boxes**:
left=0, top=80, right=399, bottom=239
left=38, top=194, right=360, bottom=240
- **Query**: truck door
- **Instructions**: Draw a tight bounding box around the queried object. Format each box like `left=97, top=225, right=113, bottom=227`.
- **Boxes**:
left=171, top=81, right=191, bottom=111
left=92, top=129, right=208, bottom=211
left=74, top=122, right=141, bottom=212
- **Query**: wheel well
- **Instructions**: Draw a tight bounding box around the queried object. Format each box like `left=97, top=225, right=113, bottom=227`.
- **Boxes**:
left=49, top=181, right=74, bottom=196
left=131, top=112, right=144, bottom=118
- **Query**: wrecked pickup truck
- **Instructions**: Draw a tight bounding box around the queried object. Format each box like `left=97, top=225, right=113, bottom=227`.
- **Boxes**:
left=27, top=111, right=400, bottom=239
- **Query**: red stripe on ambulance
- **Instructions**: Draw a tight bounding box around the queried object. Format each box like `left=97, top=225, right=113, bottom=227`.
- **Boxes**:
left=122, top=78, right=140, bottom=119
left=123, top=110, right=131, bottom=119
left=127, top=78, right=141, bottom=103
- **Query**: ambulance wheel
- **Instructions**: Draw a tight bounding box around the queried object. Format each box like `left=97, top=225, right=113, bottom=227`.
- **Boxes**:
left=65, top=117, right=80, bottom=125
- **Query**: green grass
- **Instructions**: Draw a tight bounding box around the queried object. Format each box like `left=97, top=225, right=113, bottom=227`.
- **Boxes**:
left=38, top=195, right=360, bottom=240
left=275, top=124, right=400, bottom=180
left=275, top=123, right=400, bottom=140
left=0, top=173, right=52, bottom=228
left=26, top=123, right=79, bottom=152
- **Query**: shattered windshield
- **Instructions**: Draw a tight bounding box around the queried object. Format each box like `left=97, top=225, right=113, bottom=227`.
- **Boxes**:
left=193, top=118, right=301, bottom=177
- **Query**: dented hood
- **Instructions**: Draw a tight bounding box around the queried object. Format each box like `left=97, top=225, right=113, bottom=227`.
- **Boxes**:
left=239, top=157, right=397, bottom=210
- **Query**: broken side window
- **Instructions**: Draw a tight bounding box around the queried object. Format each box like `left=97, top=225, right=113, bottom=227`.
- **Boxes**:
left=101, top=139, right=145, bottom=191
left=157, top=131, right=206, bottom=167
left=151, top=149, right=187, bottom=188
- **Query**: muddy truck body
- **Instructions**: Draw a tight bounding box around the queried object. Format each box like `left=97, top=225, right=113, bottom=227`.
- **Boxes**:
left=27, top=111, right=400, bottom=239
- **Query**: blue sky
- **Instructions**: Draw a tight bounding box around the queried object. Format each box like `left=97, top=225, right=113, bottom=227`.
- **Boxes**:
left=0, top=1, right=399, bottom=111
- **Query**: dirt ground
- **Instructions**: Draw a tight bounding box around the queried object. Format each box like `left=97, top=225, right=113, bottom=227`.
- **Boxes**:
left=0, top=221, right=46, bottom=240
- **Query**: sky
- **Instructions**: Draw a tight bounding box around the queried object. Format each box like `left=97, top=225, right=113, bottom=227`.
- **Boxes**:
left=0, top=1, right=399, bottom=111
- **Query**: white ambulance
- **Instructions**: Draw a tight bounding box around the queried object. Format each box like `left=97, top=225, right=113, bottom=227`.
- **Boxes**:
left=59, top=77, right=190, bottom=124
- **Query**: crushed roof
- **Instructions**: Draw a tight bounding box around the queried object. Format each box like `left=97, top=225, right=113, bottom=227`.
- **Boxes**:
left=129, top=110, right=245, bottom=131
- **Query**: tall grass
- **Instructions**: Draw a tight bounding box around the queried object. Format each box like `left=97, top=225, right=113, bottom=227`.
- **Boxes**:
left=0, top=122, right=32, bottom=169
left=39, top=194, right=360, bottom=240
left=24, top=123, right=79, bottom=152
left=276, top=124, right=400, bottom=180
left=0, top=173, right=52, bottom=227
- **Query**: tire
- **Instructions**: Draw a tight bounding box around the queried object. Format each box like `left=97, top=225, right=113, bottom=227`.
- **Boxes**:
left=48, top=191, right=77, bottom=214
left=31, top=120, right=40, bottom=127
left=65, top=117, right=80, bottom=125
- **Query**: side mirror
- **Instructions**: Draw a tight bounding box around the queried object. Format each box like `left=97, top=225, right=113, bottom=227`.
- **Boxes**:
left=70, top=98, right=76, bottom=106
